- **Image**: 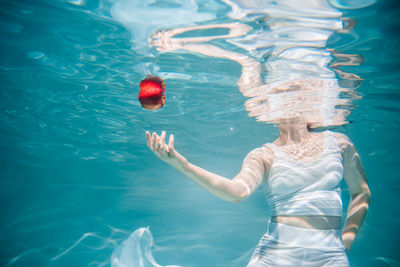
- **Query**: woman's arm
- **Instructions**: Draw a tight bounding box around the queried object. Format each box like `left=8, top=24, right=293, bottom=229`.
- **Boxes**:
left=145, top=131, right=271, bottom=203
left=336, top=133, right=371, bottom=253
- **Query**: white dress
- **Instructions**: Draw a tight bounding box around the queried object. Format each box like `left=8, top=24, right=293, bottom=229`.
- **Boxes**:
left=247, top=131, right=349, bottom=266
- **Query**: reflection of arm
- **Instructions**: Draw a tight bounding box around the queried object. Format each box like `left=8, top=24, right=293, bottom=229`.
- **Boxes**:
left=150, top=23, right=265, bottom=97
left=150, top=23, right=253, bottom=44
left=336, top=133, right=371, bottom=253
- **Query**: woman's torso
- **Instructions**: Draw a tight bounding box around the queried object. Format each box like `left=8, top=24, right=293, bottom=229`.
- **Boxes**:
left=262, top=131, right=344, bottom=230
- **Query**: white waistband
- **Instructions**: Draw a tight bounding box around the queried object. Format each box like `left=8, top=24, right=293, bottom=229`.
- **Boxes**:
left=266, top=221, right=345, bottom=249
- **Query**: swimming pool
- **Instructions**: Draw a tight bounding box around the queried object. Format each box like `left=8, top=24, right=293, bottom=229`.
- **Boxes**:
left=0, top=0, right=399, bottom=266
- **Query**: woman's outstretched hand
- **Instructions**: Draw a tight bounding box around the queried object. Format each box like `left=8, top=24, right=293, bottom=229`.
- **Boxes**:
left=145, top=131, right=259, bottom=203
left=145, top=131, right=188, bottom=171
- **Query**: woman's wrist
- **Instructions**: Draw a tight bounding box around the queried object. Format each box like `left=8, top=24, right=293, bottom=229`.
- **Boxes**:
left=174, top=160, right=189, bottom=172
left=342, top=232, right=354, bottom=253
left=171, top=152, right=189, bottom=172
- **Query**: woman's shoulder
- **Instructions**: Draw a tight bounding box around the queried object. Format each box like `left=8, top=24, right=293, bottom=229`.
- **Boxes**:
left=261, top=142, right=276, bottom=155
left=248, top=144, right=274, bottom=156
left=329, top=131, right=354, bottom=153
left=246, top=144, right=274, bottom=164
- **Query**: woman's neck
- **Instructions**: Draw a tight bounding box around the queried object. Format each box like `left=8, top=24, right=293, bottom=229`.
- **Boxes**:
left=276, top=117, right=311, bottom=145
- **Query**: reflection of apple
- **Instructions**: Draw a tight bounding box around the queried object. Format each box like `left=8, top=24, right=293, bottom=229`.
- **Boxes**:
left=138, top=76, right=166, bottom=110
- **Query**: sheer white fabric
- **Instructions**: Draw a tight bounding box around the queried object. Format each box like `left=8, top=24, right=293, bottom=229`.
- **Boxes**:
left=248, top=221, right=349, bottom=267
left=262, top=131, right=344, bottom=217
left=233, top=146, right=272, bottom=195
left=111, top=228, right=181, bottom=267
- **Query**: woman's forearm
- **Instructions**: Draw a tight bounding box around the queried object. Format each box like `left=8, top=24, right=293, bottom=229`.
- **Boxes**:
left=146, top=131, right=250, bottom=203
left=178, top=162, right=249, bottom=203
left=342, top=190, right=371, bottom=252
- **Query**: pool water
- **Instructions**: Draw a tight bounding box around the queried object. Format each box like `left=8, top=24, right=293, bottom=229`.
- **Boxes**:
left=0, top=0, right=399, bottom=266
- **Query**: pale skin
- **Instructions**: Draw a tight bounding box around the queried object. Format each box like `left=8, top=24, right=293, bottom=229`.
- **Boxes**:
left=145, top=118, right=370, bottom=253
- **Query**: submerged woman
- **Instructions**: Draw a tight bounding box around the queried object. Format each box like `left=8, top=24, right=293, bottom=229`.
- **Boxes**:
left=144, top=2, right=369, bottom=264
left=145, top=115, right=370, bottom=266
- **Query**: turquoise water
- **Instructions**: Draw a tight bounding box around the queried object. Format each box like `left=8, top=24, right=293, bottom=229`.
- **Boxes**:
left=1, top=0, right=399, bottom=266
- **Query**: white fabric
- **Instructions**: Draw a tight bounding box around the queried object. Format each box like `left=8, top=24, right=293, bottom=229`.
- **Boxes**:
left=247, top=221, right=349, bottom=267
left=111, top=227, right=181, bottom=267
left=262, top=131, right=344, bottom=216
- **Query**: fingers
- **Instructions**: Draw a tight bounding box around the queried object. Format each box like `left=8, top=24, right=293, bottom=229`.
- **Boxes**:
left=159, top=131, right=166, bottom=154
left=168, top=134, right=175, bottom=156
left=152, top=132, right=157, bottom=151
left=160, top=131, right=170, bottom=154
left=146, top=131, right=173, bottom=156
left=160, top=131, right=166, bottom=147
left=145, top=131, right=151, bottom=148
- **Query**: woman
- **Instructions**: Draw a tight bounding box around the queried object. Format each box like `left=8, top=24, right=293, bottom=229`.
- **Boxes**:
left=145, top=3, right=369, bottom=264
left=145, top=115, right=370, bottom=266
